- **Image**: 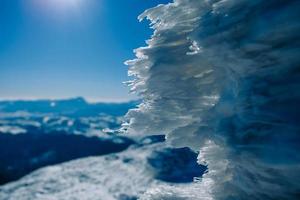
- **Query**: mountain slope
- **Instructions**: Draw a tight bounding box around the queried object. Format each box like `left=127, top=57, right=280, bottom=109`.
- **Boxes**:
left=0, top=141, right=206, bottom=200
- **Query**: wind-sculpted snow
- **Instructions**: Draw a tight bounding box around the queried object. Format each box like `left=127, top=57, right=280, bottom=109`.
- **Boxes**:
left=125, top=0, right=300, bottom=199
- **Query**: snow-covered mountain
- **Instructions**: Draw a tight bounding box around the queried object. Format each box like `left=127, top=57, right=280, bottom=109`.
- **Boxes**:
left=0, top=98, right=138, bottom=136
left=0, top=98, right=140, bottom=185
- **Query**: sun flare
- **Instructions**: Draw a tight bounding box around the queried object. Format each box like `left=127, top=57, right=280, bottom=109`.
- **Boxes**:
left=49, top=0, right=82, bottom=8
left=31, top=0, right=83, bottom=14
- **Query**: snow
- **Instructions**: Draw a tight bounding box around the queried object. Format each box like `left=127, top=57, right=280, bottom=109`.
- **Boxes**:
left=0, top=142, right=203, bottom=200
left=0, top=144, right=156, bottom=200
left=1, top=1, right=299, bottom=199
left=0, top=125, right=27, bottom=135
left=124, top=0, right=300, bottom=199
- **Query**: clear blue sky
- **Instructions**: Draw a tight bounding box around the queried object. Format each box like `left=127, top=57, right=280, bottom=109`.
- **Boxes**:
left=0, top=0, right=171, bottom=102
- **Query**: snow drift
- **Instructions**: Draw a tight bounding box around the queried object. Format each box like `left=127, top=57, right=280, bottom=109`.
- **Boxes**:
left=0, top=138, right=205, bottom=200
left=124, top=0, right=300, bottom=199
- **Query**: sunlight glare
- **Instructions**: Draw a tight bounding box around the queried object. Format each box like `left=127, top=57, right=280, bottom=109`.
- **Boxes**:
left=31, top=0, right=84, bottom=14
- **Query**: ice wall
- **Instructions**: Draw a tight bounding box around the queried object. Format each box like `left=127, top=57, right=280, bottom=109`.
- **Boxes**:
left=124, top=0, right=300, bottom=199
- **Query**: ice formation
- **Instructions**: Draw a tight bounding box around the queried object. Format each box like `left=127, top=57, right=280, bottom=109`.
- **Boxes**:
left=125, top=0, right=300, bottom=199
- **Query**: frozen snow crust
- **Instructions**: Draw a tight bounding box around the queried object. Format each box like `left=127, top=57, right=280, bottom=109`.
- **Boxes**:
left=125, top=0, right=300, bottom=199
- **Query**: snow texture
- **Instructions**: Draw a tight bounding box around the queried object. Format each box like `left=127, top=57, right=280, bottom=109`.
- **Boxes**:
left=124, top=0, right=300, bottom=199
left=0, top=143, right=163, bottom=200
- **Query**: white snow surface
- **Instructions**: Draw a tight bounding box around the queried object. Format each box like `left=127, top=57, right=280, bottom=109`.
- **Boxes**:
left=0, top=142, right=203, bottom=200
left=0, top=144, right=154, bottom=200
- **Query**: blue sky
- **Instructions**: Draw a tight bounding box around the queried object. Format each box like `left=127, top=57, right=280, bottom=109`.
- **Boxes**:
left=0, top=0, right=171, bottom=102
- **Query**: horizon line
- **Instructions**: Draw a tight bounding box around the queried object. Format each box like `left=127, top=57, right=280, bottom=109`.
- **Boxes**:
left=0, top=96, right=140, bottom=104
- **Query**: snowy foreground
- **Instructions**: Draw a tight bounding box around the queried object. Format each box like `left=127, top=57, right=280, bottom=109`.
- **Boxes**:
left=0, top=142, right=205, bottom=200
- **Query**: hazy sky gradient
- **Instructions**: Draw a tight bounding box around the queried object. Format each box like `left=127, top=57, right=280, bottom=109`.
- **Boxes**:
left=0, top=0, right=171, bottom=102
